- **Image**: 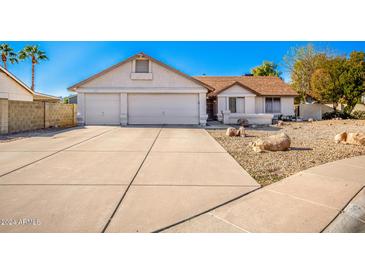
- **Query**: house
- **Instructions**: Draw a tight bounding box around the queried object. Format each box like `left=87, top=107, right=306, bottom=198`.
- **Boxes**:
left=68, top=52, right=213, bottom=126
left=0, top=66, right=61, bottom=103
left=195, top=76, right=297, bottom=124
left=34, top=92, right=61, bottom=103
left=68, top=52, right=297, bottom=126
left=0, top=65, right=34, bottom=102
left=1, top=66, right=74, bottom=134
left=67, top=94, right=77, bottom=104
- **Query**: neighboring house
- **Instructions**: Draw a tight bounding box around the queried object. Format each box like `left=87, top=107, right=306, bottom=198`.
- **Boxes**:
left=0, top=66, right=34, bottom=102
left=68, top=52, right=297, bottom=126
left=195, top=76, right=297, bottom=124
left=34, top=92, right=61, bottom=103
left=67, top=94, right=77, bottom=104
left=0, top=66, right=60, bottom=103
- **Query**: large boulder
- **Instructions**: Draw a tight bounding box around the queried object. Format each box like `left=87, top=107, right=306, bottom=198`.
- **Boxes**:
left=226, top=127, right=246, bottom=137
left=226, top=127, right=239, bottom=137
left=335, top=132, right=365, bottom=146
left=250, top=133, right=291, bottom=153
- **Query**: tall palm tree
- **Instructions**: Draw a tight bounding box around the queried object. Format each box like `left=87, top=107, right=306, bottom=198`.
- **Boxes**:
left=19, top=45, right=48, bottom=91
left=0, top=43, right=18, bottom=70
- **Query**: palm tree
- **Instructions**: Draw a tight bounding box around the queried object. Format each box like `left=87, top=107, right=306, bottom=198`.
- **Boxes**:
left=19, top=45, right=48, bottom=91
left=0, top=43, right=18, bottom=70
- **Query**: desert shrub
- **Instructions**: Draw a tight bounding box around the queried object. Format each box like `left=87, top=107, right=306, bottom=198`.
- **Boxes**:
left=322, top=111, right=352, bottom=120
left=352, top=110, right=365, bottom=120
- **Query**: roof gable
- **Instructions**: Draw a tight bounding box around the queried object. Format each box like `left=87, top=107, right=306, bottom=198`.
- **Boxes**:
left=194, top=76, right=297, bottom=97
left=218, top=81, right=260, bottom=96
left=68, top=52, right=214, bottom=91
left=0, top=66, right=34, bottom=95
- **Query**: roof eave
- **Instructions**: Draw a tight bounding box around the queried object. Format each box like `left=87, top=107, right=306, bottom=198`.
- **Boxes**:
left=0, top=66, right=34, bottom=95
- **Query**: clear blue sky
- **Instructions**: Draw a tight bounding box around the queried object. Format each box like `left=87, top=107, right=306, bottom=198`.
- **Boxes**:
left=3, top=41, right=365, bottom=97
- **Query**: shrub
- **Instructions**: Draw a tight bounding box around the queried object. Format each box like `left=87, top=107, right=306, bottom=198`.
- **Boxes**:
left=352, top=110, right=365, bottom=120
left=322, top=111, right=352, bottom=120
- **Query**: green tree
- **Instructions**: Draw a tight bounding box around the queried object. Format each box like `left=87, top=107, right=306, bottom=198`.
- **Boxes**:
left=19, top=45, right=48, bottom=91
left=340, top=51, right=365, bottom=114
left=311, top=56, right=347, bottom=111
left=0, top=43, right=18, bottom=70
left=283, top=44, right=329, bottom=103
left=251, top=61, right=282, bottom=77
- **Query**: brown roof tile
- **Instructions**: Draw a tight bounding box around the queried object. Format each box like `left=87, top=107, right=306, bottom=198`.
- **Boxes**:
left=194, top=76, right=297, bottom=97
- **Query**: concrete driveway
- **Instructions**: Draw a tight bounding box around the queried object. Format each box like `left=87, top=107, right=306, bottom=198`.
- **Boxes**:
left=0, top=126, right=259, bottom=232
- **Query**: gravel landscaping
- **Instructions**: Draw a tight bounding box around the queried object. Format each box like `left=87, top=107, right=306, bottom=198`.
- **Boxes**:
left=208, top=120, right=365, bottom=186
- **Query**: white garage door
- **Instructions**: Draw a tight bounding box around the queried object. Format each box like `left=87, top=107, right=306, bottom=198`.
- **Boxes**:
left=85, top=94, right=120, bottom=125
left=128, top=94, right=199, bottom=125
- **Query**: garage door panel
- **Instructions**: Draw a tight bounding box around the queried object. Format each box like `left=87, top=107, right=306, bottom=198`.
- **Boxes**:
left=85, top=94, right=120, bottom=125
left=128, top=94, right=199, bottom=125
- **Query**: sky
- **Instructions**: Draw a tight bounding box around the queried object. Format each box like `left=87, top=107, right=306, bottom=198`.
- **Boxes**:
left=2, top=41, right=365, bottom=97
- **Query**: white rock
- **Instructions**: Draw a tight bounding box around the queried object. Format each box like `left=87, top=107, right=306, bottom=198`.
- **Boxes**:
left=250, top=133, right=291, bottom=153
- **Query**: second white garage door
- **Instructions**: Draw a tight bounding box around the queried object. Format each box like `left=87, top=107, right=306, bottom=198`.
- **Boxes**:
left=85, top=93, right=120, bottom=125
left=128, top=93, right=199, bottom=125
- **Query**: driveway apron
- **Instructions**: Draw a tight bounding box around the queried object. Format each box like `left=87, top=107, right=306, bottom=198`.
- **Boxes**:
left=0, top=126, right=259, bottom=232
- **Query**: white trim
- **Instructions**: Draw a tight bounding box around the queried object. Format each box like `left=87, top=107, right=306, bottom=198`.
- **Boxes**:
left=77, top=87, right=207, bottom=92
left=217, top=94, right=256, bottom=97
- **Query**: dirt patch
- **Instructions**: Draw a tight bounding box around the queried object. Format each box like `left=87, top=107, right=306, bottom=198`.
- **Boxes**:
left=208, top=120, right=365, bottom=186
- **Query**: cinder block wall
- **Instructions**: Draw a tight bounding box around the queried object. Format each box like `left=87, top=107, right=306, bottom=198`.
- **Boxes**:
left=45, top=103, right=75, bottom=128
left=2, top=100, right=77, bottom=134
left=8, top=101, right=45, bottom=133
left=0, top=99, right=9, bottom=134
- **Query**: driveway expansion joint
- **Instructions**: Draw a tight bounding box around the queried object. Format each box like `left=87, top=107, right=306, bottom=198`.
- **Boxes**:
left=153, top=186, right=261, bottom=233
left=0, top=128, right=115, bottom=179
left=101, top=127, right=163, bottom=233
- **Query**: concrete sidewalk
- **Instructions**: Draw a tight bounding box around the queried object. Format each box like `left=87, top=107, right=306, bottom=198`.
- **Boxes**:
left=165, top=156, right=365, bottom=233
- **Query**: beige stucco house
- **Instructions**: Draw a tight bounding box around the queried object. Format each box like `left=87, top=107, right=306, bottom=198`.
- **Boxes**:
left=68, top=52, right=297, bottom=126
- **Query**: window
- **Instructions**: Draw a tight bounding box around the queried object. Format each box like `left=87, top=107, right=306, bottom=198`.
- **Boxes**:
left=265, top=97, right=281, bottom=113
left=135, top=60, right=149, bottom=73
left=229, top=97, right=236, bottom=113
left=228, top=97, right=245, bottom=113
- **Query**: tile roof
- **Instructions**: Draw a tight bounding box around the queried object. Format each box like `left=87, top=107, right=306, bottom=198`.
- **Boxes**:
left=194, top=76, right=298, bottom=97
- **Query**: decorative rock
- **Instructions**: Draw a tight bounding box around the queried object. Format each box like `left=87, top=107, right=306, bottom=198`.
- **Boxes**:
left=250, top=133, right=291, bottom=153
left=226, top=127, right=246, bottom=137
left=226, top=127, right=239, bottom=137
left=277, top=120, right=284, bottom=127
left=308, top=118, right=314, bottom=122
left=335, top=132, right=365, bottom=146
left=238, top=126, right=246, bottom=137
